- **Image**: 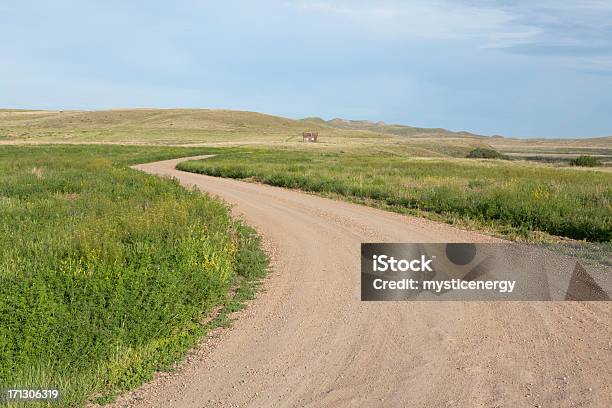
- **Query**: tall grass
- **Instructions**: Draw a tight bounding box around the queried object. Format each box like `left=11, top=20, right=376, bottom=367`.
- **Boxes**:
left=0, top=145, right=267, bottom=406
left=178, top=150, right=611, bottom=243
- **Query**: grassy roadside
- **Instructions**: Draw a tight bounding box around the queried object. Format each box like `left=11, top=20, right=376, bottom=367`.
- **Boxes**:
left=177, top=149, right=611, bottom=245
left=0, top=145, right=267, bottom=407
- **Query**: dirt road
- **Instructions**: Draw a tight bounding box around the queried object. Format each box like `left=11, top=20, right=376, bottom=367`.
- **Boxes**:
left=119, top=156, right=611, bottom=408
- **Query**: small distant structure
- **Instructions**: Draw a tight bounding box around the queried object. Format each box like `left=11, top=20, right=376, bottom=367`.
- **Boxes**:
left=302, top=131, right=318, bottom=143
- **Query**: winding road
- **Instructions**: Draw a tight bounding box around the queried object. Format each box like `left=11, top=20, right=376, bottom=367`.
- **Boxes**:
left=114, top=156, right=611, bottom=408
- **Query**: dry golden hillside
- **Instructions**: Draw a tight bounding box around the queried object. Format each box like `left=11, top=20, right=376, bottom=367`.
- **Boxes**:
left=0, top=109, right=609, bottom=158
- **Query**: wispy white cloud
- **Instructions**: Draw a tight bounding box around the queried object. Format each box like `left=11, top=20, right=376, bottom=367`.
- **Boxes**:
left=284, top=0, right=612, bottom=58
left=483, top=29, right=544, bottom=49
left=286, top=1, right=517, bottom=41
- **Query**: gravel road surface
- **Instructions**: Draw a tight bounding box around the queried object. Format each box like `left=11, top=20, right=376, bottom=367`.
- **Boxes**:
left=110, top=156, right=611, bottom=408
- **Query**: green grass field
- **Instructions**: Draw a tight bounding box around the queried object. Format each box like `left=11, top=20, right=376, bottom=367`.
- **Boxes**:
left=178, top=149, right=611, bottom=244
left=0, top=145, right=267, bottom=407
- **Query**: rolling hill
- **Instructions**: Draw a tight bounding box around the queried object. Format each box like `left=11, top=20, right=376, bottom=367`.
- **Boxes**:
left=0, top=109, right=609, bottom=157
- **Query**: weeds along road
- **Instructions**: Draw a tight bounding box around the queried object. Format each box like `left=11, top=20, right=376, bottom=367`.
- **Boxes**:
left=120, top=156, right=611, bottom=408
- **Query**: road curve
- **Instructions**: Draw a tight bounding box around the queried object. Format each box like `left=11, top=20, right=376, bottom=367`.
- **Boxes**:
left=116, top=156, right=610, bottom=408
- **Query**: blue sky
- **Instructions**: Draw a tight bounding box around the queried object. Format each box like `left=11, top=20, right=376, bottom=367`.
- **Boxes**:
left=1, top=1, right=612, bottom=138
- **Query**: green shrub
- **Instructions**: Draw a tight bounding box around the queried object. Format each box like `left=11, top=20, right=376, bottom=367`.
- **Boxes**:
left=569, top=155, right=601, bottom=167
left=466, top=147, right=507, bottom=159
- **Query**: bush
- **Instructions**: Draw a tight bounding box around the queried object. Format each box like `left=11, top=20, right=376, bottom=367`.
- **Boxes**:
left=466, top=147, right=507, bottom=159
left=569, top=155, right=601, bottom=167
